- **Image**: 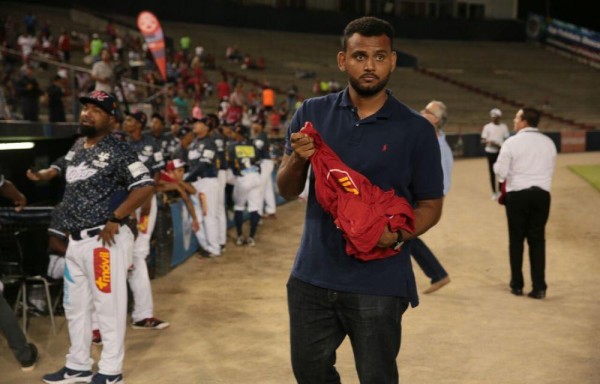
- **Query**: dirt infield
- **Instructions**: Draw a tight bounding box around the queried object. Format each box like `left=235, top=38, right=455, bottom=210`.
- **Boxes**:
left=1, top=152, right=599, bottom=383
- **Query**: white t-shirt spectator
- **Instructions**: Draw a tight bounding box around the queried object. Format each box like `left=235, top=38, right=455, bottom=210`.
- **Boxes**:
left=91, top=61, right=113, bottom=93
left=481, top=122, right=510, bottom=153
left=17, top=34, right=37, bottom=58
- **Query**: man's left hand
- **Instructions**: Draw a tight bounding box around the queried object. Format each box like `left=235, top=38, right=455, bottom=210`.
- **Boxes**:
left=99, top=221, right=120, bottom=246
left=377, top=226, right=398, bottom=248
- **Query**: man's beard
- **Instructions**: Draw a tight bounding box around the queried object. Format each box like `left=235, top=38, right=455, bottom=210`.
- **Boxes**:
left=80, top=124, right=99, bottom=138
left=349, top=72, right=391, bottom=97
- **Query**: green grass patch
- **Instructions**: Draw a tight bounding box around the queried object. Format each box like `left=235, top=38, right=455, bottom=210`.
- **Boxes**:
left=568, top=165, right=600, bottom=192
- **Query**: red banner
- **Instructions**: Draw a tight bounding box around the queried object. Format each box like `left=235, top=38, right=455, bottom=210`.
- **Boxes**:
left=137, top=11, right=167, bottom=81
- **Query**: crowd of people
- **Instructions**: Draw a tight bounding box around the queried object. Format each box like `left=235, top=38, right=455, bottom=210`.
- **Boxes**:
left=0, top=11, right=300, bottom=131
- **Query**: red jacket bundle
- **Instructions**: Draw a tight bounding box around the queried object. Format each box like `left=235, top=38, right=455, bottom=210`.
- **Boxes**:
left=301, top=122, right=415, bottom=261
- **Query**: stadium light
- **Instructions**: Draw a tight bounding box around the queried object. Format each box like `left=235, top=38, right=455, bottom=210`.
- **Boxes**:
left=0, top=142, right=35, bottom=150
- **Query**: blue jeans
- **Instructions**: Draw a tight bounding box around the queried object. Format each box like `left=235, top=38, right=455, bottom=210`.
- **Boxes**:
left=287, top=276, right=409, bottom=384
left=410, top=238, right=448, bottom=284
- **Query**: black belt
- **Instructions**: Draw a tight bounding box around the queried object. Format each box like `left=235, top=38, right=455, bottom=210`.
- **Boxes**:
left=71, top=227, right=102, bottom=241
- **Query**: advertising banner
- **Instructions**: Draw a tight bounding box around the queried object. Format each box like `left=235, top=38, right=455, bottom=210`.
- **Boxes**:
left=137, top=11, right=167, bottom=81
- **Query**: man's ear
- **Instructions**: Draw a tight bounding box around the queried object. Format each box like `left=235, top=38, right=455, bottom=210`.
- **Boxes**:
left=337, top=51, right=346, bottom=72
left=390, top=50, right=397, bottom=72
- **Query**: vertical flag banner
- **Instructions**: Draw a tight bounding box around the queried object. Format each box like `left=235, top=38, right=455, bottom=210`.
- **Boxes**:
left=137, top=11, right=167, bottom=81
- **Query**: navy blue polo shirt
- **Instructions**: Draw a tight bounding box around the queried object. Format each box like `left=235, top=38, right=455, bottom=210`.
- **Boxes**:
left=284, top=88, right=443, bottom=307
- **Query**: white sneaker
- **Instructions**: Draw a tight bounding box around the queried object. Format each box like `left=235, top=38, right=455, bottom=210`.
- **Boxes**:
left=236, top=236, right=245, bottom=246
left=246, top=237, right=256, bottom=247
left=491, top=192, right=500, bottom=200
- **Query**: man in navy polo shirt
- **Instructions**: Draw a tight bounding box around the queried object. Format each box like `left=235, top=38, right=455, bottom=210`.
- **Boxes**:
left=277, top=16, right=444, bottom=383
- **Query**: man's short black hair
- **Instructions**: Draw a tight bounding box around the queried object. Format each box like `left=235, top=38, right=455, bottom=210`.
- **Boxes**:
left=521, top=107, right=541, bottom=128
left=342, top=16, right=395, bottom=51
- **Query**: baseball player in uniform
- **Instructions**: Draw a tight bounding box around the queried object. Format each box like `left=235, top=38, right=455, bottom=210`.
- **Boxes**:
left=185, top=118, right=221, bottom=257
left=38, top=90, right=154, bottom=384
left=172, top=125, right=212, bottom=256
left=148, top=113, right=172, bottom=161
left=122, top=111, right=170, bottom=330
left=227, top=124, right=262, bottom=246
left=208, top=114, right=229, bottom=251
left=252, top=120, right=276, bottom=218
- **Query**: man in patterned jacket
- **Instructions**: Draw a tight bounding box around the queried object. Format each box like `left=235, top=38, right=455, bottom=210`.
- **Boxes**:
left=39, top=91, right=154, bottom=384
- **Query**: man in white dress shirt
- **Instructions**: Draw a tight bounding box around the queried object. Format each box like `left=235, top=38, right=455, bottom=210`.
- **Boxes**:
left=493, top=107, right=557, bottom=300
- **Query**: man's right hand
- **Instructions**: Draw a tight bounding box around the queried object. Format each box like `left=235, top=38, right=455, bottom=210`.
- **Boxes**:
left=26, top=169, right=41, bottom=181
left=290, top=132, right=315, bottom=160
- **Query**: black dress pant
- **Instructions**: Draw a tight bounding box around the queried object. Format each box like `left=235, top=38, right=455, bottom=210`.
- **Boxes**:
left=505, top=187, right=551, bottom=291
left=486, top=152, right=500, bottom=193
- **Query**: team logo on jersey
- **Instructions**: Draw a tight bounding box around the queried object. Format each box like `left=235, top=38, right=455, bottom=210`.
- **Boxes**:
left=141, top=145, right=154, bottom=156
left=94, top=247, right=111, bottom=293
left=327, top=169, right=360, bottom=195
left=188, top=149, right=201, bottom=160
left=93, top=152, right=110, bottom=168
left=128, top=161, right=149, bottom=178
left=202, top=149, right=215, bottom=159
left=66, top=162, right=98, bottom=183
left=235, top=145, right=256, bottom=159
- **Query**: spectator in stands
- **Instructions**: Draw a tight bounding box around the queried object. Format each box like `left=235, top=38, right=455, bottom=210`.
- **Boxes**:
left=57, top=29, right=71, bottom=63
left=16, top=65, right=41, bottom=121
left=216, top=76, right=231, bottom=101
left=46, top=75, right=66, bottom=122
left=0, top=82, right=12, bottom=120
left=180, top=35, right=191, bottom=58
left=91, top=48, right=114, bottom=93
left=225, top=45, right=243, bottom=63
left=261, top=83, right=275, bottom=111
left=23, top=12, right=36, bottom=35
left=17, top=30, right=37, bottom=63
left=0, top=174, right=38, bottom=372
left=481, top=108, right=510, bottom=200
left=173, top=89, right=190, bottom=119
left=106, top=21, right=117, bottom=40
left=90, top=33, right=104, bottom=61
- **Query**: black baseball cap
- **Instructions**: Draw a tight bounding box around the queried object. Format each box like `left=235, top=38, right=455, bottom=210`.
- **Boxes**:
left=151, top=113, right=165, bottom=123
left=235, top=124, right=249, bottom=137
left=79, top=90, right=118, bottom=117
left=126, top=111, right=148, bottom=127
left=177, top=125, right=193, bottom=138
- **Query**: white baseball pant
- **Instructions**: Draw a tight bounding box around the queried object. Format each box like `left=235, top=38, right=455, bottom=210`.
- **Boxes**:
left=233, top=172, right=262, bottom=212
left=128, top=194, right=157, bottom=322
left=63, top=225, right=133, bottom=375
left=258, top=159, right=276, bottom=215
left=217, top=169, right=228, bottom=246
left=193, top=177, right=221, bottom=255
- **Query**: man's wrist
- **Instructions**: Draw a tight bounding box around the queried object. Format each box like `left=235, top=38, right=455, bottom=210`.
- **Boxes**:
left=108, top=212, right=125, bottom=224
left=392, top=230, right=404, bottom=251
